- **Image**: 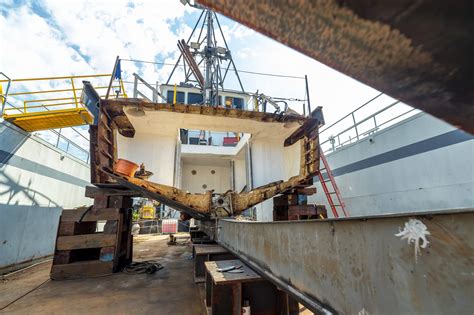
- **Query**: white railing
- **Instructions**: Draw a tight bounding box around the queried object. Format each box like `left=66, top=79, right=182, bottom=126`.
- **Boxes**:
left=320, top=93, right=419, bottom=154
left=34, top=128, right=90, bottom=163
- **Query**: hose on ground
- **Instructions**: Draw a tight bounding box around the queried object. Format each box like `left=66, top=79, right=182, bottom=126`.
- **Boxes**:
left=123, top=261, right=164, bottom=275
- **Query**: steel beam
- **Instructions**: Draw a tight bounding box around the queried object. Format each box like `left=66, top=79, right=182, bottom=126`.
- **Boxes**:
left=217, top=210, right=474, bottom=314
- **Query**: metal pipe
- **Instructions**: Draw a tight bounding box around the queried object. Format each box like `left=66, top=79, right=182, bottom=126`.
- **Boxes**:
left=71, top=78, right=78, bottom=109
left=105, top=56, right=120, bottom=99
left=166, top=10, right=205, bottom=85
left=0, top=73, right=110, bottom=83
left=305, top=74, right=311, bottom=115
left=0, top=72, right=11, bottom=116
left=352, top=112, right=359, bottom=140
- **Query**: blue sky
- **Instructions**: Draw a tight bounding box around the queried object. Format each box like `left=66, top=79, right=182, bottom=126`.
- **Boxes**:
left=0, top=0, right=412, bottom=150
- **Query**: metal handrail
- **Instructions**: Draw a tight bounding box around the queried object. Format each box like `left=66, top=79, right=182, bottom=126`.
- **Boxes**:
left=133, top=72, right=166, bottom=102
left=0, top=73, right=115, bottom=163
left=320, top=95, right=418, bottom=153
left=49, top=129, right=90, bottom=163
left=0, top=72, right=12, bottom=116
left=0, top=73, right=111, bottom=83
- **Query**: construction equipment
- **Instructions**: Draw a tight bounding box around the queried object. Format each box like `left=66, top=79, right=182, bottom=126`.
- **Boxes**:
left=140, top=205, right=155, bottom=219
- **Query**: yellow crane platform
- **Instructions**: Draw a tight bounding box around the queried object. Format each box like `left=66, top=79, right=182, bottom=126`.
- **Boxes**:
left=3, top=108, right=94, bottom=132
left=0, top=73, right=126, bottom=132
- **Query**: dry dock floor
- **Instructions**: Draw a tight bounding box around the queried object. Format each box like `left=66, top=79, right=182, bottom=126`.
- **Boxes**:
left=0, top=234, right=202, bottom=314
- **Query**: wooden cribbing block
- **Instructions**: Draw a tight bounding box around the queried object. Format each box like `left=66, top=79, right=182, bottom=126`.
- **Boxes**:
left=51, top=261, right=113, bottom=280
left=61, top=207, right=120, bottom=222
left=56, top=234, right=117, bottom=251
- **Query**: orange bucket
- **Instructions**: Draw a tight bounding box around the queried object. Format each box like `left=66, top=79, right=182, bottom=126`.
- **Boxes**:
left=114, top=159, right=139, bottom=177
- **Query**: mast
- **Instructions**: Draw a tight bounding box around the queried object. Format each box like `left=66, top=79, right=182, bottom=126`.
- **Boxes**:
left=167, top=1, right=244, bottom=106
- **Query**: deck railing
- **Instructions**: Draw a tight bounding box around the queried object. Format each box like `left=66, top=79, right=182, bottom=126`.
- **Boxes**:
left=320, top=93, right=418, bottom=154
left=0, top=74, right=118, bottom=163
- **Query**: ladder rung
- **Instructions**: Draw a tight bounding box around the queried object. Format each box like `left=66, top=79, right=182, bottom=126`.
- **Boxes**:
left=332, top=204, right=342, bottom=207
left=329, top=192, right=337, bottom=194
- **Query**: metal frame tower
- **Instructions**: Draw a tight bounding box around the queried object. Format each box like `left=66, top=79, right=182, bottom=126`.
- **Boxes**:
left=166, top=2, right=245, bottom=106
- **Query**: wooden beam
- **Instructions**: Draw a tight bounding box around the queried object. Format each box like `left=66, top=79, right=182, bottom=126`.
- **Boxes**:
left=50, top=261, right=113, bottom=280
left=85, top=185, right=139, bottom=198
left=60, top=208, right=120, bottom=222
left=56, top=234, right=117, bottom=251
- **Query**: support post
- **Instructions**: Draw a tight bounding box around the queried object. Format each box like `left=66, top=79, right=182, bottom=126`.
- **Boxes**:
left=105, top=56, right=120, bottom=99
left=305, top=75, right=311, bottom=116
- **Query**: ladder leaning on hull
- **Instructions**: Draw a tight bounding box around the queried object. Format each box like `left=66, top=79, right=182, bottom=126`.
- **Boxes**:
left=318, top=149, right=349, bottom=218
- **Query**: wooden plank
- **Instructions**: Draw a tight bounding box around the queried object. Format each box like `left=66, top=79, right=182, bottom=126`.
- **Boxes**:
left=53, top=250, right=71, bottom=265
left=58, top=222, right=76, bottom=236
left=56, top=234, right=117, bottom=250
left=60, top=208, right=120, bottom=222
left=232, top=283, right=242, bottom=315
left=93, top=195, right=109, bottom=209
left=205, top=260, right=262, bottom=285
left=194, top=245, right=228, bottom=256
left=192, top=244, right=217, bottom=258
left=113, top=213, right=124, bottom=271
left=287, top=205, right=317, bottom=216
left=50, top=261, right=113, bottom=280
left=58, top=221, right=96, bottom=236
left=108, top=196, right=133, bottom=208
left=294, top=187, right=317, bottom=195
left=273, top=194, right=298, bottom=206
left=85, top=185, right=138, bottom=198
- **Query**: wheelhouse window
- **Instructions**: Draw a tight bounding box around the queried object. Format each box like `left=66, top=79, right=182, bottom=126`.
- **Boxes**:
left=188, top=92, right=204, bottom=104
left=166, top=90, right=185, bottom=103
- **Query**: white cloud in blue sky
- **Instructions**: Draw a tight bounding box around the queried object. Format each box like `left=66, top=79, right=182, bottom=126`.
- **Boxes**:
left=1, top=0, right=410, bottom=139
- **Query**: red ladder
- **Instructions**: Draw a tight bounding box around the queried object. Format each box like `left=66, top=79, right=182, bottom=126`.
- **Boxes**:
left=318, top=150, right=348, bottom=218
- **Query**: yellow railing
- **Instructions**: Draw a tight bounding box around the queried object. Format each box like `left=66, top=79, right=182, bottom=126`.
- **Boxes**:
left=0, top=74, right=127, bottom=117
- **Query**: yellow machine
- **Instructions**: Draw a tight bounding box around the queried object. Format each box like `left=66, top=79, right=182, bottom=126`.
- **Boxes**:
left=140, top=205, right=155, bottom=219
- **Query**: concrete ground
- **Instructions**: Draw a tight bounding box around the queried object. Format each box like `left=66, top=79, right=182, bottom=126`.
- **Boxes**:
left=0, top=234, right=202, bottom=314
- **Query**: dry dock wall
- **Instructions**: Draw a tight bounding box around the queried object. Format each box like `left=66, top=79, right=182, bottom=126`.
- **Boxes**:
left=0, top=121, right=91, bottom=272
left=311, top=113, right=474, bottom=217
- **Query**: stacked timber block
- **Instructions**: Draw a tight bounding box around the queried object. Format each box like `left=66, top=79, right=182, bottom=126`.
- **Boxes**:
left=50, top=195, right=133, bottom=280
left=193, top=244, right=235, bottom=283
left=273, top=187, right=327, bottom=221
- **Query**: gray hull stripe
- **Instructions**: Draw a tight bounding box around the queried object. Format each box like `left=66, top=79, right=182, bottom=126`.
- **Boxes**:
left=318, top=129, right=473, bottom=181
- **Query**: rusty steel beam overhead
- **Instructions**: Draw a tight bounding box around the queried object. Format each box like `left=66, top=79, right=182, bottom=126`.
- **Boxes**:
left=197, top=0, right=474, bottom=134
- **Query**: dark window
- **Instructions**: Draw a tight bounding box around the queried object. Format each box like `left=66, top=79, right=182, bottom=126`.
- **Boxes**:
left=233, top=97, right=244, bottom=109
left=225, top=97, right=244, bottom=109
left=166, top=90, right=185, bottom=103
left=188, top=92, right=204, bottom=104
